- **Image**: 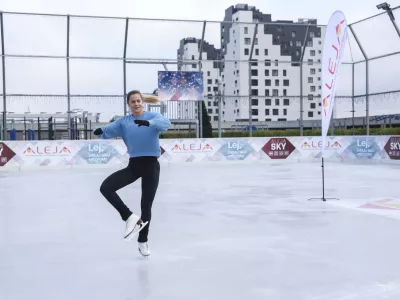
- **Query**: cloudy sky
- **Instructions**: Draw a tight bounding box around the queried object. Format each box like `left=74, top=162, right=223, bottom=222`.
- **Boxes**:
left=1, top=0, right=400, bottom=120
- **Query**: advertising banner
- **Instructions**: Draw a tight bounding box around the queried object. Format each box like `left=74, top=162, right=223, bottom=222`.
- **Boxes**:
left=0, top=142, right=16, bottom=167
left=262, top=138, right=295, bottom=159
left=385, top=136, right=400, bottom=160
left=157, top=71, right=204, bottom=101
left=216, top=139, right=256, bottom=161
left=321, top=11, right=348, bottom=155
left=0, top=136, right=399, bottom=169
left=344, top=136, right=381, bottom=159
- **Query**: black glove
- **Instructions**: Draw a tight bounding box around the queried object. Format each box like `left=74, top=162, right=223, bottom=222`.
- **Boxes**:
left=134, top=120, right=150, bottom=127
left=93, top=128, right=103, bottom=135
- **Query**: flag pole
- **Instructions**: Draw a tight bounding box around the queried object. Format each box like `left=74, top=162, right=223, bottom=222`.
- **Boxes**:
left=309, top=10, right=348, bottom=202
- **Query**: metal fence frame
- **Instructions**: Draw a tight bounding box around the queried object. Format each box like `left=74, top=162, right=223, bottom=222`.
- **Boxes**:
left=1, top=4, right=400, bottom=140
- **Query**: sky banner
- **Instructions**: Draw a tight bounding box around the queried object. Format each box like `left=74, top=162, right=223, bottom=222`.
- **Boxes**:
left=321, top=11, right=348, bottom=156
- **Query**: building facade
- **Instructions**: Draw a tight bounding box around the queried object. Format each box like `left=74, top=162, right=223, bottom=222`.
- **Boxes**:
left=177, top=4, right=325, bottom=123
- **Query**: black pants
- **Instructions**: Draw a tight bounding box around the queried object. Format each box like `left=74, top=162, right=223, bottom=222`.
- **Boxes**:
left=99, top=156, right=160, bottom=243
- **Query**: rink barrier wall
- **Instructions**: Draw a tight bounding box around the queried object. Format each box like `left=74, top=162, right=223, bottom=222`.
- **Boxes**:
left=0, top=136, right=399, bottom=169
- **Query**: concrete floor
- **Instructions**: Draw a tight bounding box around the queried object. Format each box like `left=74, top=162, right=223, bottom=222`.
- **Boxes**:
left=1, top=160, right=400, bottom=300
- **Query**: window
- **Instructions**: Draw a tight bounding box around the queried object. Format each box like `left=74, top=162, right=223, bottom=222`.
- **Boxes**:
left=310, top=50, right=316, bottom=56
left=311, top=68, right=316, bottom=75
left=244, top=48, right=249, bottom=55
left=283, top=80, right=289, bottom=86
left=283, top=109, right=287, bottom=115
left=245, top=38, right=251, bottom=45
left=283, top=89, right=287, bottom=96
left=265, top=79, right=271, bottom=86
left=308, top=111, right=314, bottom=117
left=265, top=89, right=270, bottom=96
left=264, top=49, right=268, bottom=56
left=273, top=89, right=279, bottom=96
left=265, top=99, right=271, bottom=106
left=310, top=86, right=316, bottom=92
left=251, top=79, right=258, bottom=86
left=283, top=70, right=287, bottom=76
left=273, top=109, right=279, bottom=115
left=265, top=109, right=270, bottom=115
left=296, top=41, right=301, bottom=46
left=207, top=71, right=210, bottom=76
left=308, top=59, right=313, bottom=65
left=283, top=99, right=289, bottom=106
left=292, top=31, right=296, bottom=37
left=252, top=99, right=258, bottom=106
left=255, top=49, right=259, bottom=55
left=207, top=79, right=212, bottom=84
left=214, top=116, right=218, bottom=121
left=208, top=101, right=211, bottom=106
left=251, top=69, right=258, bottom=76
left=244, top=27, right=248, bottom=34
left=252, top=109, right=258, bottom=116
left=308, top=77, right=313, bottom=83
left=307, top=41, right=313, bottom=47
left=275, top=80, right=279, bottom=86
left=265, top=70, right=270, bottom=76
left=251, top=89, right=258, bottom=96
left=310, top=32, right=315, bottom=38
left=208, top=109, right=212, bottom=114
left=275, top=60, right=279, bottom=66
left=275, top=99, right=280, bottom=106
left=265, top=60, right=271, bottom=66
left=272, top=70, right=279, bottom=76
left=310, top=103, right=316, bottom=109
left=308, top=94, right=314, bottom=100
left=208, top=87, right=211, bottom=92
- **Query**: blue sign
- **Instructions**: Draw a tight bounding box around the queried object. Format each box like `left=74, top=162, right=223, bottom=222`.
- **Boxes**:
left=348, top=137, right=380, bottom=159
left=77, top=142, right=119, bottom=164
left=218, top=140, right=254, bottom=160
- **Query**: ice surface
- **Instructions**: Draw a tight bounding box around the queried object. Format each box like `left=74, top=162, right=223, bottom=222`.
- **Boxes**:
left=1, top=160, right=400, bottom=300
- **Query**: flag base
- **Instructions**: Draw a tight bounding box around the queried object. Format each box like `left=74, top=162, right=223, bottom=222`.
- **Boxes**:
left=308, top=157, right=340, bottom=202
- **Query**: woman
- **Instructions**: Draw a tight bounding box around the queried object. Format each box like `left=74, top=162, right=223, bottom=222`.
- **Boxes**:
left=93, top=90, right=170, bottom=257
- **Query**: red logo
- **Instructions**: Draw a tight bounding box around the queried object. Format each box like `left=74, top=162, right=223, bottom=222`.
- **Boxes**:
left=301, top=139, right=342, bottom=150
left=322, top=19, right=345, bottom=117
left=0, top=142, right=16, bottom=167
left=262, top=138, right=295, bottom=159
left=384, top=137, right=400, bottom=160
left=22, top=145, right=71, bottom=156
left=171, top=143, right=213, bottom=152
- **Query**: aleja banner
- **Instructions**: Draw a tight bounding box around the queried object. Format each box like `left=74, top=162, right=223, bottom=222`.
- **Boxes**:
left=321, top=11, right=348, bottom=156
left=0, top=136, right=399, bottom=168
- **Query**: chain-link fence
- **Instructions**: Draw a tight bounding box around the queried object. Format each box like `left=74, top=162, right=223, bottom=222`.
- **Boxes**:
left=1, top=5, right=400, bottom=140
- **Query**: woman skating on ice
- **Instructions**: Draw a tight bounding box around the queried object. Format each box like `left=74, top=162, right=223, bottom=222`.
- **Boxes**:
left=93, top=90, right=170, bottom=257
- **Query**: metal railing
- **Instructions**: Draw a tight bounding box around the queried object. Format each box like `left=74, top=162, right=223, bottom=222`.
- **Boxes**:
left=1, top=4, right=400, bottom=140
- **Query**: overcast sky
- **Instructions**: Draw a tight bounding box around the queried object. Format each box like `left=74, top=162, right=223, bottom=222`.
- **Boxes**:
left=1, top=0, right=400, bottom=120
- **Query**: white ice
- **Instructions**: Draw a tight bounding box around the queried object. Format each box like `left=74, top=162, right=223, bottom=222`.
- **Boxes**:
left=1, top=160, right=400, bottom=300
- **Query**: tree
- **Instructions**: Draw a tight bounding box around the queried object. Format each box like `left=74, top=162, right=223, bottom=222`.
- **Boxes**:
left=200, top=101, right=213, bottom=138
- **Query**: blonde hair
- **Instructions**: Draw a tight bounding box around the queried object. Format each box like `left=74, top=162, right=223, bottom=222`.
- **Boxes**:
left=127, top=90, right=160, bottom=104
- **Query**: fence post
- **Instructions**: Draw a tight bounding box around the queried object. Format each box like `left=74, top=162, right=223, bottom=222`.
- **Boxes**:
left=248, top=23, right=258, bottom=137
left=66, top=15, right=71, bottom=140
left=123, top=18, right=129, bottom=116
left=198, top=21, right=206, bottom=138
left=1, top=12, right=7, bottom=140
left=349, top=25, right=368, bottom=135
left=352, top=63, right=355, bottom=135
left=299, top=25, right=310, bottom=137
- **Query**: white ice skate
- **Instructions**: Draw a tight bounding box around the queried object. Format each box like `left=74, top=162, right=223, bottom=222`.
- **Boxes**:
left=124, top=214, right=148, bottom=241
left=138, top=242, right=150, bottom=257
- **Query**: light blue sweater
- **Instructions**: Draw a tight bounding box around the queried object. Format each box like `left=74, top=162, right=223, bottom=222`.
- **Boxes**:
left=94, top=111, right=171, bottom=158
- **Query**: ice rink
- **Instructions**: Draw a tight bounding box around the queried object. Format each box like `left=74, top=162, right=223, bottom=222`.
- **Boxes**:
left=1, top=160, right=400, bottom=300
